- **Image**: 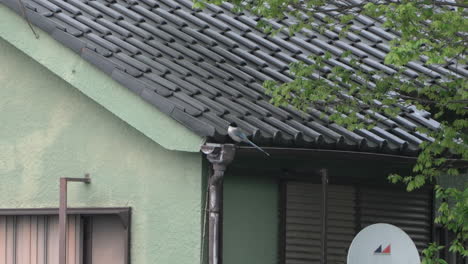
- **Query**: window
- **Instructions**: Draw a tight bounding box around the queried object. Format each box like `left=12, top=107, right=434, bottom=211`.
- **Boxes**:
left=281, top=182, right=433, bottom=264
left=0, top=208, right=130, bottom=264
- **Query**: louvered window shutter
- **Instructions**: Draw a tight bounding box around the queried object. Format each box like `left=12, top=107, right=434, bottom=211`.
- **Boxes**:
left=0, top=215, right=82, bottom=264
left=358, top=186, right=433, bottom=254
left=283, top=182, right=433, bottom=264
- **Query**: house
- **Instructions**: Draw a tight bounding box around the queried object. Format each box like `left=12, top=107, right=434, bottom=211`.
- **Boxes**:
left=0, top=0, right=466, bottom=263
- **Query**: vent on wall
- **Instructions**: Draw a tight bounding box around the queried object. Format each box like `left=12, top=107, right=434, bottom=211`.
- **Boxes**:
left=282, top=182, right=433, bottom=264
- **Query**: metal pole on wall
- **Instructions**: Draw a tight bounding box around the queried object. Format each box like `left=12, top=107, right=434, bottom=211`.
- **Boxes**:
left=59, top=175, right=91, bottom=264
left=320, top=168, right=328, bottom=264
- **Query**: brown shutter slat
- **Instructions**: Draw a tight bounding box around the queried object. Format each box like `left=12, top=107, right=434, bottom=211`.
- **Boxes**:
left=285, top=183, right=355, bottom=264
left=359, top=186, right=433, bottom=254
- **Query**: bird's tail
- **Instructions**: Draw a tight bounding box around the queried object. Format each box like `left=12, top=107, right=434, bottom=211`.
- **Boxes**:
left=245, top=139, right=270, bottom=156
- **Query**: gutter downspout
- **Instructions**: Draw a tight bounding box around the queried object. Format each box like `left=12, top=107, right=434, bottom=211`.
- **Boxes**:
left=201, top=143, right=236, bottom=264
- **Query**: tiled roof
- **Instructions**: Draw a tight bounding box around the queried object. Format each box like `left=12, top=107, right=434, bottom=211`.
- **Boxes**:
left=2, top=0, right=464, bottom=155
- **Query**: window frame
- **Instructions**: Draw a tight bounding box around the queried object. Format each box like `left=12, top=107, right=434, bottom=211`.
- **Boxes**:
left=0, top=207, right=131, bottom=264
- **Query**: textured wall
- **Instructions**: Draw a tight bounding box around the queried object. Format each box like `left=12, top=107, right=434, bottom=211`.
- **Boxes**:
left=0, top=38, right=203, bottom=264
left=223, top=168, right=279, bottom=264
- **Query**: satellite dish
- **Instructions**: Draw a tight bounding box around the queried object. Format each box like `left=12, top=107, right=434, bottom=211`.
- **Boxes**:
left=347, top=223, right=421, bottom=264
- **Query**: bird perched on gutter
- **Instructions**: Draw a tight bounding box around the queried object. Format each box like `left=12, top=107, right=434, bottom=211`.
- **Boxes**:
left=227, top=123, right=270, bottom=156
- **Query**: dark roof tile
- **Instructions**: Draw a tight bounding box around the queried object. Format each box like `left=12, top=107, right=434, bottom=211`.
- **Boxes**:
left=97, top=18, right=131, bottom=37
left=9, top=0, right=454, bottom=155
left=215, top=97, right=250, bottom=116
left=117, top=20, right=152, bottom=39
left=171, top=42, right=204, bottom=61
left=226, top=81, right=262, bottom=100
left=239, top=65, right=271, bottom=81
left=164, top=75, right=200, bottom=95
left=154, top=8, right=187, bottom=27
left=67, top=0, right=101, bottom=17
left=146, top=40, right=183, bottom=58
left=80, top=47, right=116, bottom=74
left=333, top=41, right=368, bottom=58
left=265, top=117, right=303, bottom=142
left=196, top=12, right=230, bottom=31
left=168, top=96, right=203, bottom=116
left=178, top=61, right=212, bottom=78
left=253, top=50, right=288, bottom=71
left=108, top=56, right=143, bottom=77
left=244, top=32, right=281, bottom=52
left=232, top=48, right=267, bottom=67
left=48, top=0, right=80, bottom=14
left=112, top=3, right=144, bottom=22
left=290, top=37, right=324, bottom=55
left=112, top=69, right=146, bottom=95
left=173, top=0, right=194, bottom=9
left=173, top=92, right=209, bottom=112
left=170, top=108, right=216, bottom=136
left=159, top=0, right=181, bottom=9
left=184, top=77, right=220, bottom=96
left=217, top=13, right=251, bottom=32
left=392, top=128, right=423, bottom=146
left=224, top=31, right=259, bottom=50
left=51, top=29, right=86, bottom=53
left=261, top=67, right=293, bottom=82
left=368, top=26, right=395, bottom=41
left=205, top=79, right=242, bottom=97
left=134, top=55, right=169, bottom=74
left=76, top=16, right=110, bottom=35
left=140, top=0, right=159, bottom=8
left=310, top=38, right=343, bottom=56
left=140, top=23, right=174, bottom=42
left=203, top=28, right=238, bottom=48
left=308, top=122, right=344, bottom=143
left=88, top=1, right=123, bottom=19
left=105, top=35, right=140, bottom=54
left=127, top=38, right=162, bottom=57
left=140, top=88, right=175, bottom=114
left=189, top=45, right=224, bottom=62
left=56, top=13, right=90, bottom=33
left=236, top=15, right=258, bottom=28
left=217, top=63, right=255, bottom=82
left=194, top=94, right=229, bottom=114
left=274, top=52, right=297, bottom=64
left=197, top=62, right=231, bottom=79
left=87, top=33, right=120, bottom=53
left=181, top=27, right=216, bottom=45
left=32, top=0, right=60, bottom=12
left=211, top=46, right=246, bottom=65
left=235, top=98, right=271, bottom=116
left=156, top=57, right=191, bottom=75
left=130, top=5, right=166, bottom=24
left=115, top=53, right=151, bottom=72
left=174, top=9, right=209, bottom=28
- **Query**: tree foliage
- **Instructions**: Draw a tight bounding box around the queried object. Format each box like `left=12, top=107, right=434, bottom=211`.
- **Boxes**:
left=195, top=0, right=467, bottom=261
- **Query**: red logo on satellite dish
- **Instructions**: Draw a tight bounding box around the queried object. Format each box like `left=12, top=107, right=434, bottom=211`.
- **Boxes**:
left=374, top=244, right=391, bottom=255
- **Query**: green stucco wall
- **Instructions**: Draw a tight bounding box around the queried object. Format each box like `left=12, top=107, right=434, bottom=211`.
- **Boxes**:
left=223, top=168, right=279, bottom=264
left=0, top=38, right=203, bottom=264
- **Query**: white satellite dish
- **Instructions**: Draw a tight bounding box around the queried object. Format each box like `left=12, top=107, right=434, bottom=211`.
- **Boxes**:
left=347, top=223, right=421, bottom=264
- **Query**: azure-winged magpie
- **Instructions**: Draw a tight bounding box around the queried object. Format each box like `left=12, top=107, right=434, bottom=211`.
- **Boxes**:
left=227, top=123, right=270, bottom=156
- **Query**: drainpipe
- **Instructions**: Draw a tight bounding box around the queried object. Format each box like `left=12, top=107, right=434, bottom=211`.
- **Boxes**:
left=201, top=143, right=236, bottom=264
